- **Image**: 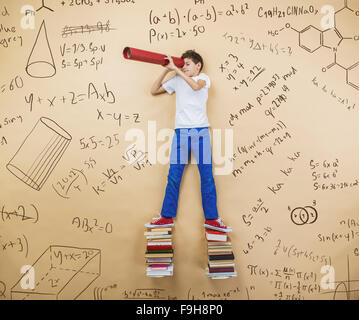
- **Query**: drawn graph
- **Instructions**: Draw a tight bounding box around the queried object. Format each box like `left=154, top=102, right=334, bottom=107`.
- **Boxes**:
left=6, top=117, right=72, bottom=191
left=322, top=255, right=359, bottom=300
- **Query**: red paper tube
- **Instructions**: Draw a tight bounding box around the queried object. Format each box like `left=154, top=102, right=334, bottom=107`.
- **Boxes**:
left=123, top=47, right=185, bottom=68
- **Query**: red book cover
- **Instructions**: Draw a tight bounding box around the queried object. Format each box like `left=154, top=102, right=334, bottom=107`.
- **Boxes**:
left=205, top=230, right=227, bottom=242
left=147, top=245, right=172, bottom=251
left=206, top=230, right=226, bottom=235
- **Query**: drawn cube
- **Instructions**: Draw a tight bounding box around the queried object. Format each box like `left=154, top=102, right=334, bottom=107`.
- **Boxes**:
left=11, top=245, right=101, bottom=300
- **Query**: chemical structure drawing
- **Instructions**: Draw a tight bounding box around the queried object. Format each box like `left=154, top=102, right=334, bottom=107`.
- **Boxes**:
left=271, top=0, right=359, bottom=90
left=36, top=0, right=54, bottom=12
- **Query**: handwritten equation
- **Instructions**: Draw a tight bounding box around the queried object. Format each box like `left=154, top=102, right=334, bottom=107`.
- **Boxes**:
left=242, top=198, right=269, bottom=227
left=227, top=66, right=298, bottom=127
left=1, top=204, right=39, bottom=224
left=63, top=0, right=136, bottom=8
left=310, top=158, right=359, bottom=191
left=72, top=216, right=113, bottom=234
left=0, top=76, right=24, bottom=96
left=312, top=76, right=357, bottom=111
left=248, top=263, right=320, bottom=299
left=25, top=81, right=116, bottom=112
left=242, top=226, right=272, bottom=255
left=223, top=31, right=293, bottom=56
left=149, top=4, right=249, bottom=25
left=61, top=20, right=115, bottom=37
left=148, top=3, right=249, bottom=43
left=0, top=234, right=29, bottom=258
left=219, top=53, right=266, bottom=94
left=52, top=144, right=152, bottom=199
left=273, top=239, right=332, bottom=266
left=52, top=158, right=96, bottom=199
left=96, top=109, right=141, bottom=127
left=232, top=121, right=293, bottom=178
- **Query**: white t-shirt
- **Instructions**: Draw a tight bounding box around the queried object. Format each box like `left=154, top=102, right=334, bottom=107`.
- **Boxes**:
left=162, top=73, right=211, bottom=129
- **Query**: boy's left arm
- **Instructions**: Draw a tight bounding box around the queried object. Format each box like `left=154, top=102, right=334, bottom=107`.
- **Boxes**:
left=165, top=55, right=206, bottom=91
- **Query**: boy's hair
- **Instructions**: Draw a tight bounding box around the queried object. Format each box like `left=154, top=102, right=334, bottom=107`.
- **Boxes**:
left=181, top=50, right=204, bottom=71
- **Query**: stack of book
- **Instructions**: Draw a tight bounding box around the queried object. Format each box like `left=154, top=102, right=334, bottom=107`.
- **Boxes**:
left=205, top=229, right=237, bottom=279
left=144, top=226, right=174, bottom=277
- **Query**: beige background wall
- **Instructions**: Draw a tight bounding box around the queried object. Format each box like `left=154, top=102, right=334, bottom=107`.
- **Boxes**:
left=1, top=0, right=359, bottom=300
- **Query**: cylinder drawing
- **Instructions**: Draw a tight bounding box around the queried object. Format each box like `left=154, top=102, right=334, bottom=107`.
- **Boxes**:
left=123, top=47, right=185, bottom=68
left=6, top=117, right=72, bottom=191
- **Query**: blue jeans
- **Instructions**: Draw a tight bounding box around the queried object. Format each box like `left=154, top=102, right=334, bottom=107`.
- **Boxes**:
left=161, top=127, right=218, bottom=220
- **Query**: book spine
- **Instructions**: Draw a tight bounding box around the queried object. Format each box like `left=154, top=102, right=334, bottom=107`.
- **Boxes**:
left=145, top=249, right=173, bottom=253
left=206, top=237, right=227, bottom=242
left=148, top=264, right=169, bottom=268
left=208, top=251, right=233, bottom=254
left=208, top=254, right=235, bottom=260
left=145, top=254, right=174, bottom=258
left=144, top=232, right=170, bottom=236
left=206, top=230, right=227, bottom=235
left=208, top=266, right=235, bottom=273
left=147, top=245, right=172, bottom=251
left=208, top=252, right=234, bottom=255
left=147, top=242, right=172, bottom=245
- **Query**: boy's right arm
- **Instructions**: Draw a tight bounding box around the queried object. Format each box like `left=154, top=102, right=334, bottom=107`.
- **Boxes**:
left=151, top=69, right=171, bottom=95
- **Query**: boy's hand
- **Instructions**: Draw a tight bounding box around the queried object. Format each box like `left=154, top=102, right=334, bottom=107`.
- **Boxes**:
left=164, top=54, right=177, bottom=71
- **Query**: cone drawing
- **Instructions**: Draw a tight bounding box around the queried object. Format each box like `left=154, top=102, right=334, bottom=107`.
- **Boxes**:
left=26, top=20, right=56, bottom=78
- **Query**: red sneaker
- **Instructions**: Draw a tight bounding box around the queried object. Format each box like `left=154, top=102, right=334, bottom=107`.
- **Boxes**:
left=145, top=215, right=174, bottom=228
left=204, top=218, right=232, bottom=232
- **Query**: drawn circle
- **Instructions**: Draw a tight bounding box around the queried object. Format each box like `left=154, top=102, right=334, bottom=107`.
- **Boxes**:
left=290, top=206, right=318, bottom=225
left=304, top=206, right=318, bottom=224
left=26, top=61, right=56, bottom=79
left=291, top=207, right=309, bottom=225
left=40, top=117, right=72, bottom=140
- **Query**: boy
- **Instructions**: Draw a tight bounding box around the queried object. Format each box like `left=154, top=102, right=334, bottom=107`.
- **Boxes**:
left=145, top=50, right=231, bottom=233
